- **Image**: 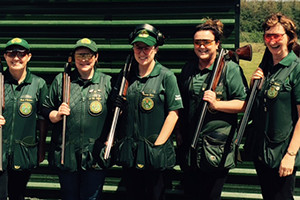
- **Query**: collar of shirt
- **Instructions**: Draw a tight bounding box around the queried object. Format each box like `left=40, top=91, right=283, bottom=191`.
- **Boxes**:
left=4, top=68, right=32, bottom=85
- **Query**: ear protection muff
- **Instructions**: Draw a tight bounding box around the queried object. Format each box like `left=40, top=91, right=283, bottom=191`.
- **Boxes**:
left=129, top=24, right=165, bottom=46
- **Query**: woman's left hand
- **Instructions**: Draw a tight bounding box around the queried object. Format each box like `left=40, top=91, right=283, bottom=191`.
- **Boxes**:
left=203, top=90, right=218, bottom=110
left=279, top=154, right=295, bottom=177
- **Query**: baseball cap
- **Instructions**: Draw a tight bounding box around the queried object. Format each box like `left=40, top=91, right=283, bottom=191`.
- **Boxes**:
left=5, top=38, right=30, bottom=51
left=74, top=38, right=98, bottom=53
left=131, top=29, right=157, bottom=46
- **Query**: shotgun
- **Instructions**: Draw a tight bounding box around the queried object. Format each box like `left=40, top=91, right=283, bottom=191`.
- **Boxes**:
left=61, top=55, right=72, bottom=165
left=191, top=45, right=253, bottom=149
left=0, top=58, right=4, bottom=171
left=191, top=48, right=226, bottom=149
left=234, top=48, right=270, bottom=147
left=104, top=54, right=133, bottom=160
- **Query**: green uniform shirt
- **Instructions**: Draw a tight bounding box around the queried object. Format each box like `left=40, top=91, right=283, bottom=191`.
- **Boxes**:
left=43, top=68, right=111, bottom=171
left=252, top=51, right=300, bottom=165
left=2, top=69, right=48, bottom=170
left=120, top=61, right=183, bottom=169
left=180, top=59, right=248, bottom=141
left=179, top=58, right=248, bottom=169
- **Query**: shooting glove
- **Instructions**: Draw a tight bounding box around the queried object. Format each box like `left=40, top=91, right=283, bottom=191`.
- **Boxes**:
left=113, top=95, right=127, bottom=111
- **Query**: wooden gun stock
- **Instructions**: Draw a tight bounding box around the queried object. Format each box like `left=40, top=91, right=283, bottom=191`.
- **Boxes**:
left=0, top=58, right=4, bottom=171
left=212, top=44, right=253, bottom=92
left=61, top=55, right=72, bottom=165
left=228, top=44, right=253, bottom=62
left=104, top=54, right=133, bottom=160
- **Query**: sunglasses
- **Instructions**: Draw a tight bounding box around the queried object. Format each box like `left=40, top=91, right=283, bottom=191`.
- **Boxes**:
left=133, top=45, right=154, bottom=54
left=6, top=50, right=28, bottom=59
left=194, top=39, right=215, bottom=47
left=74, top=53, right=95, bottom=61
left=264, top=33, right=286, bottom=43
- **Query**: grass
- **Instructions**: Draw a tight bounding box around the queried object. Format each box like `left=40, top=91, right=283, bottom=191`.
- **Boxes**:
left=239, top=42, right=265, bottom=84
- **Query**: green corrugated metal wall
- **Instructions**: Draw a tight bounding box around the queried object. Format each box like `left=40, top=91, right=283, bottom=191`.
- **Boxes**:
left=0, top=0, right=240, bottom=83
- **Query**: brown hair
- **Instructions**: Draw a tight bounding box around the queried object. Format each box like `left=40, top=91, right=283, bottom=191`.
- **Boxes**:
left=194, top=19, right=224, bottom=48
left=262, top=12, right=299, bottom=53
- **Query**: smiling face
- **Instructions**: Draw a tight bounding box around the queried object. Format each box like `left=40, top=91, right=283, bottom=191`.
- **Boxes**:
left=193, top=30, right=219, bottom=63
left=264, top=23, right=289, bottom=61
left=74, top=47, right=98, bottom=78
left=4, top=47, right=31, bottom=73
left=133, top=42, right=158, bottom=67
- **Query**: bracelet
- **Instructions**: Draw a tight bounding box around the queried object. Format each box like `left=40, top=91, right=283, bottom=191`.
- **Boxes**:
left=287, top=150, right=297, bottom=156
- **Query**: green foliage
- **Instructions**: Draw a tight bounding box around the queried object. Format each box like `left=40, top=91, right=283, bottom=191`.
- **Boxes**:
left=240, top=31, right=264, bottom=43
left=240, top=0, right=300, bottom=42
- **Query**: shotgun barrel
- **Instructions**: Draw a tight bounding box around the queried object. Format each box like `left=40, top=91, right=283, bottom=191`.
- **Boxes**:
left=104, top=54, right=133, bottom=160
left=191, top=48, right=225, bottom=149
left=61, top=55, right=72, bottom=165
left=0, top=58, right=4, bottom=171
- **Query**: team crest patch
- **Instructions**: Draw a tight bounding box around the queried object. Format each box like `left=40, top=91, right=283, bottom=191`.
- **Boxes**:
left=14, top=165, right=21, bottom=170
left=267, top=85, right=279, bottom=99
left=19, top=102, right=32, bottom=116
left=89, top=101, right=102, bottom=115
left=137, top=164, right=144, bottom=169
left=80, top=38, right=92, bottom=44
left=11, top=38, right=22, bottom=44
left=141, top=97, right=154, bottom=111
left=138, top=30, right=150, bottom=38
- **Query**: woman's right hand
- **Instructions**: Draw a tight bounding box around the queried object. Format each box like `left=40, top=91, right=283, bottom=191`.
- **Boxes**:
left=250, top=67, right=264, bottom=88
left=49, top=102, right=70, bottom=123
left=0, top=115, right=6, bottom=127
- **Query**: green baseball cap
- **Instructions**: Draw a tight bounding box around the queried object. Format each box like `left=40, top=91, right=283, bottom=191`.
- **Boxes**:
left=5, top=37, right=30, bottom=50
left=131, top=29, right=157, bottom=46
left=74, top=38, right=98, bottom=52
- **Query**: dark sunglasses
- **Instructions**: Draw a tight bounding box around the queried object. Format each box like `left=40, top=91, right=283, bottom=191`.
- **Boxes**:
left=5, top=50, right=28, bottom=59
left=74, top=53, right=95, bottom=60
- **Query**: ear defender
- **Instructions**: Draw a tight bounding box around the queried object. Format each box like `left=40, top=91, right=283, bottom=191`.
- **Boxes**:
left=129, top=24, right=165, bottom=46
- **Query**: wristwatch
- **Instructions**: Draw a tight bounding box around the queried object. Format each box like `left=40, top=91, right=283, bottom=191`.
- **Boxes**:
left=287, top=150, right=297, bottom=156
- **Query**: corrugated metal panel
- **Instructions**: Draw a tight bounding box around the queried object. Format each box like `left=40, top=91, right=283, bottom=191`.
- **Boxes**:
left=0, top=0, right=240, bottom=83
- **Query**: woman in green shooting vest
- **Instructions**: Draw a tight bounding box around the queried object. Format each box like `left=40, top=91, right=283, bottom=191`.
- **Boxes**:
left=115, top=24, right=183, bottom=200
left=249, top=13, right=300, bottom=200
left=0, top=38, right=48, bottom=200
left=176, top=19, right=248, bottom=200
left=42, top=38, right=112, bottom=200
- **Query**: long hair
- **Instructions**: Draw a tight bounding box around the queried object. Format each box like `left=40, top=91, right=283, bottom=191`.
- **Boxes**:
left=262, top=12, right=299, bottom=54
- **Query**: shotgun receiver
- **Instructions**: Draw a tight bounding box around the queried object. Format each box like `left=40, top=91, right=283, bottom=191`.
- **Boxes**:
left=191, top=45, right=253, bottom=149
left=104, top=54, right=133, bottom=160
left=61, top=55, right=72, bottom=165
left=0, top=58, right=4, bottom=171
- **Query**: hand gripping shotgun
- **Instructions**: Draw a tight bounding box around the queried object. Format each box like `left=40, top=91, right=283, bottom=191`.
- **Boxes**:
left=191, top=45, right=253, bottom=149
left=104, top=54, right=133, bottom=160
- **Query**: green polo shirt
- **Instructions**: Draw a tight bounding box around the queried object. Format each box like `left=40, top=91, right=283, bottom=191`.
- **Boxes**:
left=252, top=51, right=300, bottom=164
left=43, top=68, right=112, bottom=171
left=124, top=61, right=183, bottom=139
left=180, top=59, right=248, bottom=142
left=118, top=61, right=183, bottom=170
left=2, top=68, right=48, bottom=170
